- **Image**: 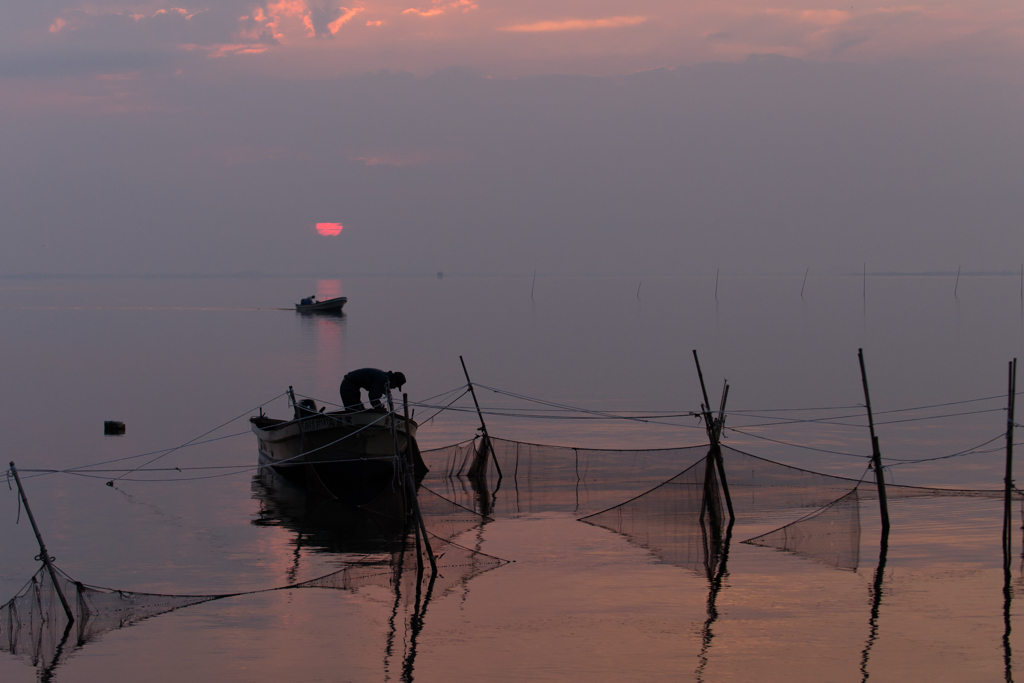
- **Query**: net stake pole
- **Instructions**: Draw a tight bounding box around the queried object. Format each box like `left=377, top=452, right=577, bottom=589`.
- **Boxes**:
left=1004, top=359, right=1016, bottom=567
left=459, top=356, right=502, bottom=480
left=692, top=351, right=735, bottom=523
left=857, top=349, right=890, bottom=534
left=8, top=462, right=75, bottom=624
left=715, top=381, right=735, bottom=523
left=404, top=395, right=437, bottom=574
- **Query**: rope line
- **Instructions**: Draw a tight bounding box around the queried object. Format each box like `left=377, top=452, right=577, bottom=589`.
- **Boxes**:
left=725, top=427, right=871, bottom=458
left=881, top=433, right=1008, bottom=465
left=107, top=392, right=289, bottom=484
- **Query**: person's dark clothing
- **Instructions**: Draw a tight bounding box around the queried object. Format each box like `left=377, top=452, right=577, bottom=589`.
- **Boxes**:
left=340, top=368, right=402, bottom=412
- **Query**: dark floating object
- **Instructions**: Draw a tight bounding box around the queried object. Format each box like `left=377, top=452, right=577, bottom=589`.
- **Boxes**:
left=103, top=421, right=125, bottom=436
left=295, top=296, right=347, bottom=313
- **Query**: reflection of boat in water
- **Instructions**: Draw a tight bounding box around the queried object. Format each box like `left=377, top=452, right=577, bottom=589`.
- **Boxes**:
left=251, top=467, right=408, bottom=554
left=249, top=391, right=427, bottom=525
left=295, top=296, right=347, bottom=313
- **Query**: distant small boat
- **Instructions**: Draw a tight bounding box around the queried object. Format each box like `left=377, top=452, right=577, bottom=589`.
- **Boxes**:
left=295, top=296, right=347, bottom=313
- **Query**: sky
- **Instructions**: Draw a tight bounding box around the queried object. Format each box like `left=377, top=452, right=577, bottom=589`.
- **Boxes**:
left=1, top=0, right=1023, bottom=276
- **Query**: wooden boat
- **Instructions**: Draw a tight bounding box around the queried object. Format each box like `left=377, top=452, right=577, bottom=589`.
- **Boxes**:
left=295, top=296, right=347, bottom=313
left=250, top=394, right=426, bottom=520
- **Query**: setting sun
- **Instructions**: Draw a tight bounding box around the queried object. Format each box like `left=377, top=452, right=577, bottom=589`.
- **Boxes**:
left=316, top=222, right=343, bottom=236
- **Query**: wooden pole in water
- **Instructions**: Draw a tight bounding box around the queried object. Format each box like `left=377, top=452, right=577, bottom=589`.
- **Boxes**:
left=531, top=270, right=536, bottom=300
left=801, top=268, right=809, bottom=298
left=692, top=351, right=735, bottom=523
left=459, top=356, right=503, bottom=479
left=857, top=349, right=890, bottom=534
left=1004, top=359, right=1017, bottom=566
left=404, top=395, right=437, bottom=574
left=715, top=269, right=719, bottom=300
left=8, top=462, right=75, bottom=624
left=714, top=380, right=734, bottom=523
left=954, top=266, right=961, bottom=298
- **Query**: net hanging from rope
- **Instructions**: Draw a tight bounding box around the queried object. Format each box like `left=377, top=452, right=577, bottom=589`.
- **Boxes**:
left=572, top=438, right=1020, bottom=573
left=421, top=437, right=709, bottom=516
left=743, top=488, right=862, bottom=570
left=580, top=454, right=729, bottom=575
left=1, top=477, right=505, bottom=677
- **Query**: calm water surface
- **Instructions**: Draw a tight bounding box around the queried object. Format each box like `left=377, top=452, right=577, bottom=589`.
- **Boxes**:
left=2, top=274, right=1023, bottom=681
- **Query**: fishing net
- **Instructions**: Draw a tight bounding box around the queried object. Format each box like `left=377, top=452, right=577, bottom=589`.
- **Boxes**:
left=0, top=565, right=224, bottom=672
left=1, top=475, right=504, bottom=678
left=417, top=486, right=492, bottom=541
left=581, top=454, right=729, bottom=574
left=421, top=437, right=708, bottom=516
left=579, top=442, right=1015, bottom=574
left=1, top=530, right=506, bottom=676
left=743, top=488, right=862, bottom=570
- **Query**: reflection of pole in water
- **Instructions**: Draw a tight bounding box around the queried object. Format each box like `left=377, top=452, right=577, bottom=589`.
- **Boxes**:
left=695, top=524, right=732, bottom=683
left=469, top=468, right=494, bottom=518
left=1004, top=359, right=1017, bottom=683
left=402, top=570, right=438, bottom=682
left=859, top=530, right=889, bottom=682
left=384, top=546, right=406, bottom=680
left=1003, top=562, right=1013, bottom=683
left=39, top=620, right=74, bottom=683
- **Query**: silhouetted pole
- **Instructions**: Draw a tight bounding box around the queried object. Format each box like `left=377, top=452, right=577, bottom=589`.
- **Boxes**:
left=1004, top=359, right=1017, bottom=567
left=8, top=462, right=75, bottom=624
left=1001, top=360, right=1017, bottom=682
left=693, top=350, right=735, bottom=523
left=857, top=349, right=890, bottom=535
left=460, top=355, right=502, bottom=479
left=404, top=395, right=436, bottom=574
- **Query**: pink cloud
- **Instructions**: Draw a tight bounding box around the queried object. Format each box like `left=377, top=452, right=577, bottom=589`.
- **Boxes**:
left=403, top=0, right=477, bottom=18
left=764, top=8, right=850, bottom=26
left=178, top=43, right=270, bottom=57
left=501, top=16, right=647, bottom=32
left=328, top=7, right=364, bottom=34
left=240, top=1, right=367, bottom=41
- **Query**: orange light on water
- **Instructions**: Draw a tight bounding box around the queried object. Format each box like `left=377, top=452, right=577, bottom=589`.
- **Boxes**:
left=316, top=222, right=343, bottom=236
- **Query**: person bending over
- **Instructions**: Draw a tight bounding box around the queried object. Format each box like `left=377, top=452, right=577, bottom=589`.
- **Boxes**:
left=340, top=368, right=407, bottom=412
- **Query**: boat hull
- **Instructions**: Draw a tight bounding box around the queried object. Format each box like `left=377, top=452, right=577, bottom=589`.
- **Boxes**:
left=251, top=411, right=423, bottom=515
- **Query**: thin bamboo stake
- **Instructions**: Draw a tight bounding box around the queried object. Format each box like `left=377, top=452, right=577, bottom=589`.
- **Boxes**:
left=692, top=350, right=735, bottom=523
left=9, top=462, right=75, bottom=624
left=404, top=395, right=436, bottom=574
left=955, top=266, right=961, bottom=298
left=801, top=268, right=809, bottom=298
left=857, top=349, right=890, bottom=534
left=459, top=356, right=502, bottom=479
